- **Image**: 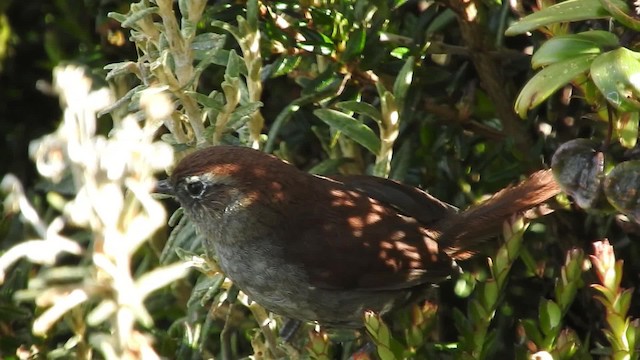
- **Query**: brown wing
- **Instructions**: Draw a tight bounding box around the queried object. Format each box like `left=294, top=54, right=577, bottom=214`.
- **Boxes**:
left=283, top=175, right=457, bottom=291
left=328, top=175, right=458, bottom=224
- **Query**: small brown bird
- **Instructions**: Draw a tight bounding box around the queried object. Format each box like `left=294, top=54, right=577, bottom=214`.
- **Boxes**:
left=158, top=145, right=560, bottom=328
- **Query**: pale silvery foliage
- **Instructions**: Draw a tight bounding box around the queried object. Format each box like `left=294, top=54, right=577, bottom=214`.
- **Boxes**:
left=1, top=64, right=190, bottom=359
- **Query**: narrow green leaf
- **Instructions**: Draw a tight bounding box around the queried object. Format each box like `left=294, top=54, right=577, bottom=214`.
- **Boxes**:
left=188, top=273, right=224, bottom=308
left=187, top=91, right=224, bottom=112
left=107, top=12, right=127, bottom=24
left=426, top=9, right=456, bottom=35
left=393, top=56, right=414, bottom=106
left=104, top=61, right=138, bottom=80
left=336, top=101, right=383, bottom=123
left=389, top=141, right=412, bottom=181
left=599, top=0, right=640, bottom=31
left=192, top=33, right=226, bottom=52
left=314, top=109, right=381, bottom=154
left=120, top=7, right=159, bottom=29
left=228, top=102, right=264, bottom=126
left=515, top=54, right=596, bottom=118
left=211, top=20, right=242, bottom=41
left=573, top=30, right=621, bottom=46
left=505, top=0, right=611, bottom=36
left=531, top=32, right=616, bottom=69
left=267, top=55, right=302, bottom=78
left=246, top=0, right=258, bottom=30
left=226, top=50, right=241, bottom=78
left=344, top=27, right=366, bottom=60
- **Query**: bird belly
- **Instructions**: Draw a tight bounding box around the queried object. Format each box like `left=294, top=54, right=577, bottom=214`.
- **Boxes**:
left=212, top=238, right=412, bottom=327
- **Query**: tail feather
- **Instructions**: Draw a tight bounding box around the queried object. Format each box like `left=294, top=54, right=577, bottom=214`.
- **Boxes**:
left=439, top=169, right=561, bottom=260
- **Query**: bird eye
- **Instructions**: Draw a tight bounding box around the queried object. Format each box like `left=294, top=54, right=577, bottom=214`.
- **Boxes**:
left=185, top=180, right=206, bottom=198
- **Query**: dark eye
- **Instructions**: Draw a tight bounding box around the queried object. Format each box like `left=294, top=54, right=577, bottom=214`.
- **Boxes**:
left=186, top=181, right=206, bottom=198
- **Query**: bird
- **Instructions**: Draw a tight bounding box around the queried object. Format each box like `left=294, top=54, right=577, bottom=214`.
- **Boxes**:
left=156, top=145, right=561, bottom=328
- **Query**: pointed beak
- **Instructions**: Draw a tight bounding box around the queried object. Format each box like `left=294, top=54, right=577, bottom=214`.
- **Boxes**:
left=154, top=179, right=174, bottom=196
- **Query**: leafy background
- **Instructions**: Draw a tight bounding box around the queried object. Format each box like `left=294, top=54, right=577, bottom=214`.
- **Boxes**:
left=1, top=0, right=640, bottom=359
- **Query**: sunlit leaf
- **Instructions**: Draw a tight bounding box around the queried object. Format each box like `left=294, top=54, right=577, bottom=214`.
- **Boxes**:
left=531, top=31, right=619, bottom=68
left=314, top=109, right=381, bottom=154
left=336, top=100, right=383, bottom=123
left=590, top=48, right=640, bottom=112
left=515, top=54, right=596, bottom=118
left=506, top=0, right=611, bottom=36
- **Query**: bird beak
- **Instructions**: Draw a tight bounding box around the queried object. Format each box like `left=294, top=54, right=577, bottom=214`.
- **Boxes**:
left=154, top=179, right=174, bottom=196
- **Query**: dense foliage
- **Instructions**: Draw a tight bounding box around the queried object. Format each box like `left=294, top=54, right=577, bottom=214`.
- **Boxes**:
left=1, top=0, right=640, bottom=358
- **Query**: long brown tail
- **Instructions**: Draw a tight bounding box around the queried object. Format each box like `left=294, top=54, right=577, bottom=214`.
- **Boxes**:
left=438, top=169, right=561, bottom=260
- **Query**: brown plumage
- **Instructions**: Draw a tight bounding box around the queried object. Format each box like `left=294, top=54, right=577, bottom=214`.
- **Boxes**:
left=163, top=145, right=560, bottom=327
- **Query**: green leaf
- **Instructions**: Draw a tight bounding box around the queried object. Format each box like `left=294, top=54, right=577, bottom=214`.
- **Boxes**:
left=468, top=299, right=489, bottom=323
left=343, top=27, right=366, bottom=60
left=268, top=55, right=302, bottom=78
left=515, top=54, right=596, bottom=118
left=393, top=56, right=414, bottom=106
left=107, top=11, right=127, bottom=24
left=572, top=30, right=622, bottom=45
left=104, top=61, right=138, bottom=80
left=520, top=319, right=544, bottom=345
left=298, top=28, right=335, bottom=56
left=454, top=272, right=477, bottom=298
left=300, top=66, right=342, bottom=95
left=531, top=31, right=618, bottom=68
left=188, top=273, right=224, bottom=308
left=211, top=20, right=241, bottom=41
left=228, top=102, right=264, bottom=128
left=314, top=109, right=381, bottom=154
left=608, top=313, right=627, bottom=337
left=225, top=50, right=241, bottom=79
left=617, top=288, right=634, bottom=315
left=453, top=308, right=473, bottom=340
left=246, top=0, right=258, bottom=30
left=187, top=91, right=224, bottom=112
left=389, top=141, right=412, bottom=181
left=119, top=7, right=159, bottom=29
left=378, top=347, right=398, bottom=360
left=505, top=0, right=612, bottom=36
left=590, top=48, right=640, bottom=112
left=336, top=101, right=383, bottom=123
left=539, top=299, right=562, bottom=335
left=493, top=247, right=510, bottom=277
left=365, top=311, right=402, bottom=360
left=191, top=33, right=227, bottom=58
left=599, top=0, right=640, bottom=31
left=390, top=47, right=410, bottom=59
left=481, top=280, right=499, bottom=308
left=426, top=9, right=456, bottom=35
